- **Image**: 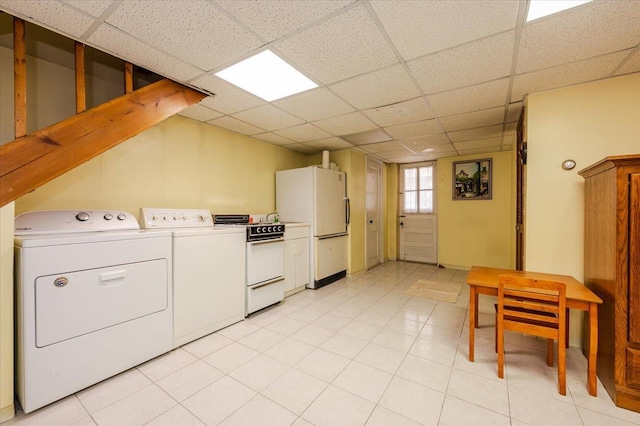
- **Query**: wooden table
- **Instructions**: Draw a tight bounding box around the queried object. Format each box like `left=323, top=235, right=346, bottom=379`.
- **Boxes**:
left=466, top=266, right=603, bottom=396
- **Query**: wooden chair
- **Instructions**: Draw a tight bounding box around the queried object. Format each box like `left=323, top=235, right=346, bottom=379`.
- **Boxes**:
left=496, top=274, right=567, bottom=395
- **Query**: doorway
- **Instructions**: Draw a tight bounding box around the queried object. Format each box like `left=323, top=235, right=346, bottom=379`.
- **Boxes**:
left=398, top=162, right=437, bottom=264
left=365, top=156, right=383, bottom=269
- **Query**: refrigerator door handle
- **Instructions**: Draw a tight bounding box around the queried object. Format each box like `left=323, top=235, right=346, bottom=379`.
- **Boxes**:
left=345, top=197, right=350, bottom=226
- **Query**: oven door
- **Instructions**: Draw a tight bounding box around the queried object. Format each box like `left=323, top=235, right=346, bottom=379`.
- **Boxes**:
left=246, top=238, right=285, bottom=285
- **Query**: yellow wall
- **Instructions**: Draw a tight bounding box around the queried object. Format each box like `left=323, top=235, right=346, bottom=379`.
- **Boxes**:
left=437, top=151, right=515, bottom=270
left=0, top=203, right=14, bottom=422
left=526, top=73, right=640, bottom=345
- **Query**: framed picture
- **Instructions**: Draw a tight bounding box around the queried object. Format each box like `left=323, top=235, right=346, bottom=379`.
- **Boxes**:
left=452, top=158, right=492, bottom=200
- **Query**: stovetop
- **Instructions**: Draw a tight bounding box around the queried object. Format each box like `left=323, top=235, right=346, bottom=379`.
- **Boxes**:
left=213, top=214, right=285, bottom=241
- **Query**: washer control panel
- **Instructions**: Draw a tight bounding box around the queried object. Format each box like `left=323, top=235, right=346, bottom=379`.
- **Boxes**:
left=14, top=210, right=140, bottom=235
left=139, top=208, right=213, bottom=229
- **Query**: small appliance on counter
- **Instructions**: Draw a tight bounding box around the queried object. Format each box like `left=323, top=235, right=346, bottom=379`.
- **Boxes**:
left=213, top=214, right=285, bottom=315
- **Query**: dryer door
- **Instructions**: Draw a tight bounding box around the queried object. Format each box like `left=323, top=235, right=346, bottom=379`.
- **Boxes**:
left=35, top=259, right=168, bottom=347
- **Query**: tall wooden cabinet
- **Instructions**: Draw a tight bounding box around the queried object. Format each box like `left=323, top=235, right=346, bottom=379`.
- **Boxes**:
left=579, top=154, right=640, bottom=412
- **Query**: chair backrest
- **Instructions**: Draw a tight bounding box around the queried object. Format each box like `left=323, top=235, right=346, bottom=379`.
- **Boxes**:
left=497, top=275, right=566, bottom=340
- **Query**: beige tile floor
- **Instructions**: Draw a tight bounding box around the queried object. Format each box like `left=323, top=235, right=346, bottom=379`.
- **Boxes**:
left=6, top=261, right=640, bottom=426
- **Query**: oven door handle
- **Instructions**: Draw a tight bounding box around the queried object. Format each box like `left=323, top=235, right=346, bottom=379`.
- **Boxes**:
left=249, top=276, right=284, bottom=289
left=248, top=237, right=284, bottom=245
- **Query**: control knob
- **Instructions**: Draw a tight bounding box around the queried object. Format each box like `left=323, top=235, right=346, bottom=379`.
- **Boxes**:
left=117, top=214, right=126, bottom=221
left=76, top=212, right=90, bottom=222
left=104, top=213, right=113, bottom=220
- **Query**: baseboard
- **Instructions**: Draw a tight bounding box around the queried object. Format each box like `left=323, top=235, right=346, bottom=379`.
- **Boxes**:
left=0, top=403, right=15, bottom=423
left=437, top=263, right=471, bottom=271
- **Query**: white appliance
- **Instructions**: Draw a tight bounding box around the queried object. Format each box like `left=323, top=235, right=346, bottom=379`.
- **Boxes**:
left=14, top=210, right=173, bottom=413
left=139, top=208, right=245, bottom=347
left=276, top=166, right=349, bottom=289
left=213, top=215, right=285, bottom=315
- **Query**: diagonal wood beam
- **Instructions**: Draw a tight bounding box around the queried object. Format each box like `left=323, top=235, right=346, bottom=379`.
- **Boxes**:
left=0, top=78, right=206, bottom=207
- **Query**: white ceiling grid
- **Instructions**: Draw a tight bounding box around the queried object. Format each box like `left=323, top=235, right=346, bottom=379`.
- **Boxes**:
left=0, top=0, right=638, bottom=162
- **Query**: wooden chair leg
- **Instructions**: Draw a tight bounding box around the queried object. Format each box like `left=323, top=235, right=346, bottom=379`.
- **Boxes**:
left=559, top=327, right=567, bottom=396
left=497, top=324, right=505, bottom=378
left=546, top=339, right=554, bottom=367
left=565, top=308, right=570, bottom=348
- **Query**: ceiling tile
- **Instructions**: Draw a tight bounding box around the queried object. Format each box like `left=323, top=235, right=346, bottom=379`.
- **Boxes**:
left=178, top=104, right=223, bottom=122
left=385, top=155, right=424, bottom=163
left=448, top=124, right=504, bottom=143
left=341, top=128, right=392, bottom=145
left=454, top=137, right=503, bottom=151
left=105, top=1, right=262, bottom=71
left=273, top=87, right=355, bottom=121
left=376, top=148, right=418, bottom=159
left=506, top=102, right=523, bottom=123
left=439, top=106, right=505, bottom=132
left=217, top=0, right=354, bottom=42
left=370, top=0, right=518, bottom=60
left=87, top=24, right=203, bottom=81
left=422, top=151, right=457, bottom=161
left=503, top=133, right=517, bottom=145
left=192, top=75, right=265, bottom=114
left=274, top=4, right=398, bottom=84
left=285, top=143, right=321, bottom=154
left=359, top=141, right=406, bottom=153
left=312, top=112, right=377, bottom=135
left=516, top=0, right=640, bottom=73
left=2, top=0, right=95, bottom=38
left=502, top=144, right=512, bottom=151
left=252, top=132, right=296, bottom=146
left=511, top=50, right=631, bottom=102
left=457, top=146, right=502, bottom=156
left=63, top=0, right=114, bottom=18
left=274, top=123, right=332, bottom=142
left=504, top=122, right=517, bottom=134
left=362, top=98, right=434, bottom=127
left=329, top=64, right=420, bottom=109
left=400, top=133, right=452, bottom=150
left=305, top=137, right=354, bottom=151
left=232, top=104, right=304, bottom=132
left=414, top=143, right=456, bottom=154
left=408, top=31, right=514, bottom=94
left=615, top=50, right=640, bottom=76
left=427, top=78, right=510, bottom=116
left=207, top=116, right=265, bottom=135
left=384, top=119, right=442, bottom=139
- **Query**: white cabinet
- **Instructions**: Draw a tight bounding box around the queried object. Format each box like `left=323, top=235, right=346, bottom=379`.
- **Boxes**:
left=284, top=225, right=310, bottom=295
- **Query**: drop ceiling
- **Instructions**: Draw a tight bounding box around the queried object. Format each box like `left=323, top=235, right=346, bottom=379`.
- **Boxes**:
left=1, top=0, right=638, bottom=163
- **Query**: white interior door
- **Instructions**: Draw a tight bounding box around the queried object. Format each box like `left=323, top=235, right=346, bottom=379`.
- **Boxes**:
left=366, top=157, right=383, bottom=269
left=399, top=162, right=437, bottom=264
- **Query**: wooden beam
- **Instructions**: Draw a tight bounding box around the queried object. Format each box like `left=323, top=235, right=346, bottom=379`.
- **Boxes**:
left=124, top=62, right=133, bottom=93
left=75, top=42, right=86, bottom=113
left=0, top=79, right=205, bottom=207
left=14, top=17, right=26, bottom=138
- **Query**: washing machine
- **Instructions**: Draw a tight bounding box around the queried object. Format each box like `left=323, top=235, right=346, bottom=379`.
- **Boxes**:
left=139, top=208, right=245, bottom=347
left=14, top=210, right=173, bottom=413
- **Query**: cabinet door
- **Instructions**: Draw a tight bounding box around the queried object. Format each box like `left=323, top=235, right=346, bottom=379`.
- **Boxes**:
left=629, top=173, right=640, bottom=343
left=296, top=238, right=310, bottom=289
left=284, top=240, right=297, bottom=292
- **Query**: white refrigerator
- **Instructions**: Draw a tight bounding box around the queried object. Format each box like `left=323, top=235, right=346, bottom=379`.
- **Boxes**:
left=276, top=166, right=349, bottom=289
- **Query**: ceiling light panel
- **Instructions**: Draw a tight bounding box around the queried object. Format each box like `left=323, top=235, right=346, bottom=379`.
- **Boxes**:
left=526, top=0, right=592, bottom=22
left=274, top=4, right=397, bottom=84
left=370, top=0, right=518, bottom=60
left=216, top=50, right=318, bottom=102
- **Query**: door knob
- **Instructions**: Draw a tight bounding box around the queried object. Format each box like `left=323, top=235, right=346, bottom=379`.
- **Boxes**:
left=369, top=220, right=373, bottom=224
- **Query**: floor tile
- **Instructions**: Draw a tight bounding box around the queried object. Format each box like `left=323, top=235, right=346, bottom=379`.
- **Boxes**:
left=396, top=354, right=452, bottom=393
left=216, top=321, right=261, bottom=341
left=137, top=349, right=198, bottom=382
left=438, top=395, right=510, bottom=426
left=181, top=333, right=234, bottom=359
left=333, top=361, right=393, bottom=403
left=266, top=316, right=308, bottom=335
left=219, top=394, right=297, bottom=426
left=290, top=323, right=336, bottom=346
left=245, top=310, right=284, bottom=327
left=567, top=375, right=640, bottom=424
left=306, top=299, right=339, bottom=313
left=202, top=342, right=259, bottom=373
left=302, top=385, right=375, bottom=426
left=365, top=406, right=421, bottom=425
left=237, top=327, right=286, bottom=352
left=9, top=396, right=88, bottom=426
left=76, top=368, right=151, bottom=414
left=156, top=360, right=224, bottom=402
left=339, top=320, right=381, bottom=341
left=69, top=417, right=97, bottom=426
left=228, top=354, right=290, bottom=391
left=264, top=337, right=315, bottom=366
left=320, top=333, right=369, bottom=359
left=371, top=329, right=416, bottom=353
left=354, top=343, right=407, bottom=374
left=508, top=386, right=583, bottom=426
left=446, top=368, right=509, bottom=415
left=145, top=405, right=205, bottom=426
left=91, top=384, right=176, bottom=426
left=262, top=368, right=329, bottom=415
left=311, top=313, right=351, bottom=331
left=418, top=324, right=461, bottom=348
left=577, top=406, right=640, bottom=426
left=378, top=377, right=445, bottom=425
left=296, top=348, right=351, bottom=382
left=409, top=336, right=457, bottom=366
left=330, top=304, right=365, bottom=320
left=382, top=317, right=423, bottom=337
left=182, top=376, right=255, bottom=426
left=286, top=306, right=326, bottom=323
left=355, top=311, right=392, bottom=328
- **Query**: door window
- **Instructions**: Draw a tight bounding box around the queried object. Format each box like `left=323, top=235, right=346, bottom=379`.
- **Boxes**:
left=401, top=164, right=434, bottom=214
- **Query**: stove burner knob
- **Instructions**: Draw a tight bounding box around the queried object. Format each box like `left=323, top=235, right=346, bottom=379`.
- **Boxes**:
left=263, top=226, right=268, bottom=233
left=277, top=225, right=283, bottom=232
left=268, top=226, right=272, bottom=232
left=197, top=215, right=205, bottom=222
left=104, top=213, right=113, bottom=220
left=76, top=212, right=90, bottom=222
left=256, top=227, right=261, bottom=233
left=117, top=214, right=126, bottom=221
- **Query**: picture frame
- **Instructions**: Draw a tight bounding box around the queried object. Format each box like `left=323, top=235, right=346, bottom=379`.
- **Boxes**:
left=452, top=158, right=492, bottom=200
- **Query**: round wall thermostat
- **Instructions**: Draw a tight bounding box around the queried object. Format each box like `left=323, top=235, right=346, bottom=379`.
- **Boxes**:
left=562, top=159, right=576, bottom=170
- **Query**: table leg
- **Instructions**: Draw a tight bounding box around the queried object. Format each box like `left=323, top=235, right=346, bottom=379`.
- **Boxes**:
left=469, top=285, right=476, bottom=362
left=588, top=303, right=598, bottom=396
